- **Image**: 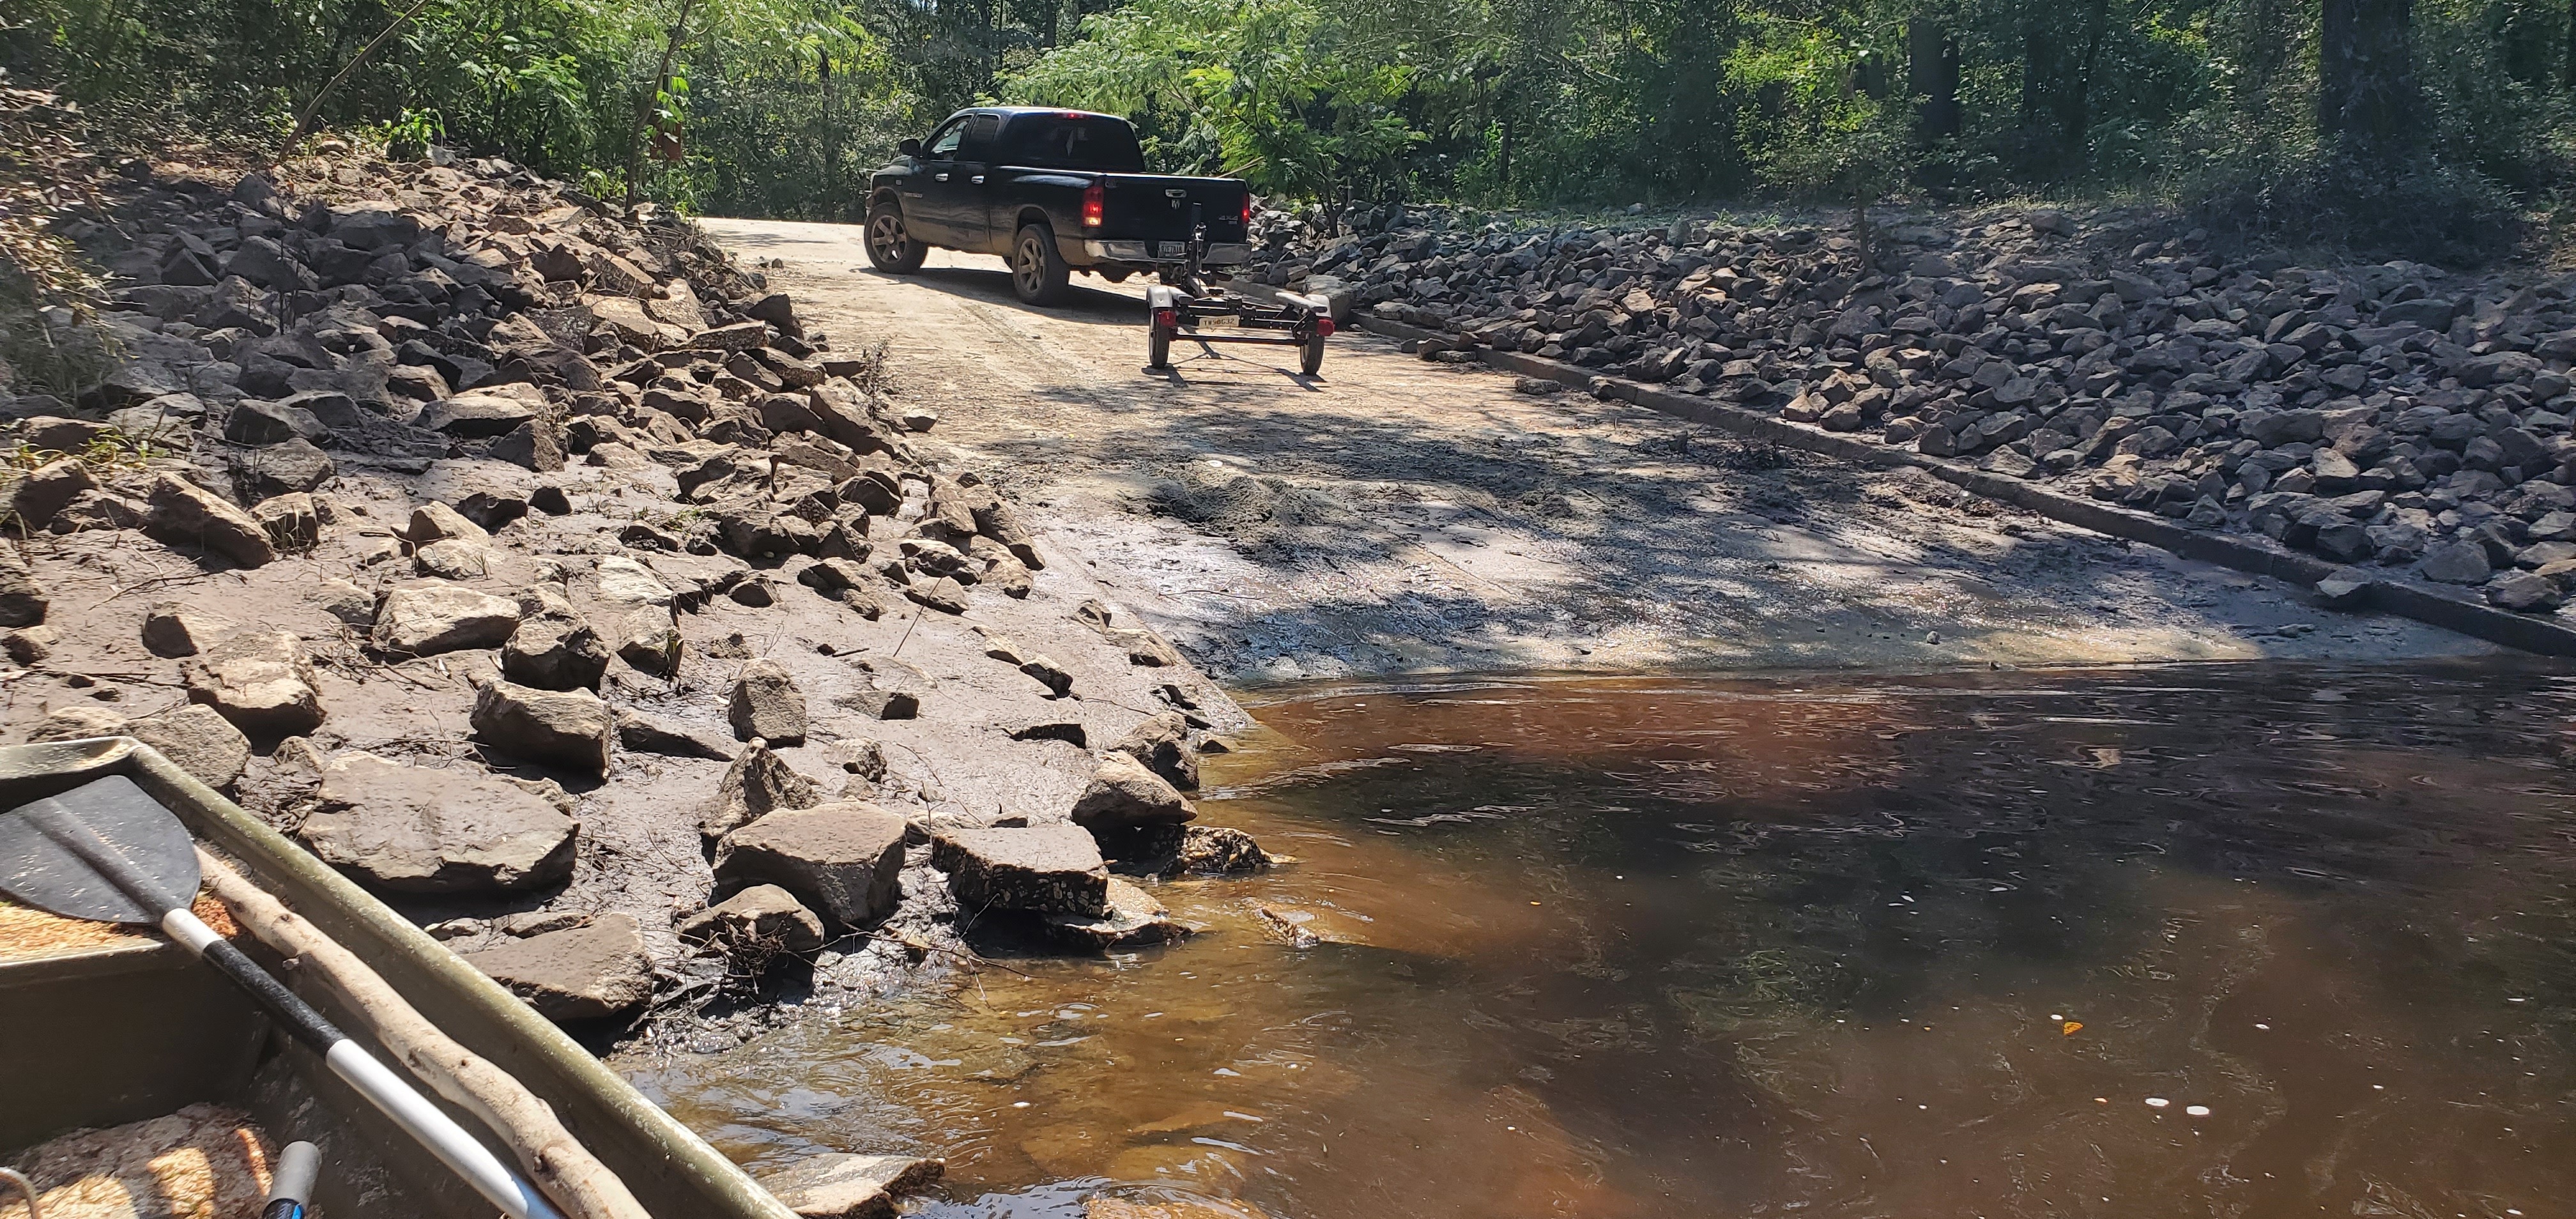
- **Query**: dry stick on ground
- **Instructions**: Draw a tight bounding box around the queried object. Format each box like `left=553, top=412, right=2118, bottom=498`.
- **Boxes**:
left=272, top=0, right=443, bottom=164
left=196, top=849, right=652, bottom=1219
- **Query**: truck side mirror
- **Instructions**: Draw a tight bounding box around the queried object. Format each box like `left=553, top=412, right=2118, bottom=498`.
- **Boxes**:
left=898, top=139, right=923, bottom=158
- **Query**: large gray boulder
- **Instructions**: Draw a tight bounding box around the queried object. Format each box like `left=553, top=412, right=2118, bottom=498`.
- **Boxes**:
left=300, top=753, right=577, bottom=893
left=464, top=914, right=653, bottom=1022
left=471, top=680, right=615, bottom=774
left=713, top=802, right=909, bottom=931
left=182, top=629, right=325, bottom=737
left=931, top=825, right=1108, bottom=917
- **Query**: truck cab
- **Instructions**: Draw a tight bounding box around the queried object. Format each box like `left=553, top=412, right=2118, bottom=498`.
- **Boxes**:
left=863, top=107, right=1252, bottom=305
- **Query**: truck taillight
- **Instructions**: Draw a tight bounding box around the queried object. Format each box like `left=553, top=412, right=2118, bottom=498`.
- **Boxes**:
left=1241, top=194, right=1252, bottom=226
left=1082, top=181, right=1104, bottom=228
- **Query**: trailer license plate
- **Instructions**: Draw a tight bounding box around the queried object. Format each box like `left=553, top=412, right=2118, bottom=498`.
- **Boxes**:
left=1195, top=312, right=1238, bottom=328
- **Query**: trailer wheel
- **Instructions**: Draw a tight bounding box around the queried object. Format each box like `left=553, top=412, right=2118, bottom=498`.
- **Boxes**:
left=1300, top=328, right=1327, bottom=376
left=1149, top=324, right=1174, bottom=369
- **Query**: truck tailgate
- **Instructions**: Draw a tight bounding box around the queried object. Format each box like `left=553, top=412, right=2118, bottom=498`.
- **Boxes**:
left=1094, top=174, right=1248, bottom=245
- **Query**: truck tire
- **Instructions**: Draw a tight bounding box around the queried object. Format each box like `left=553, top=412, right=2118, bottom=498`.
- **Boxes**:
left=865, top=199, right=925, bottom=273
left=1009, top=223, right=1070, bottom=305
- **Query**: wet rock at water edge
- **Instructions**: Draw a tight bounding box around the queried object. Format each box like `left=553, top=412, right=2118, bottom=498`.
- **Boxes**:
left=1174, top=825, right=1273, bottom=875
left=471, top=679, right=615, bottom=774
left=677, top=883, right=826, bottom=956
left=729, top=658, right=808, bottom=746
left=182, top=629, right=325, bottom=737
left=463, top=913, right=654, bottom=1022
left=712, top=802, right=909, bottom=932
left=1070, top=750, right=1197, bottom=836
left=756, top=1153, right=945, bottom=1219
left=932, top=824, right=1110, bottom=917
left=701, top=739, right=824, bottom=838
left=1110, top=710, right=1199, bottom=790
left=1044, top=877, right=1193, bottom=951
left=300, top=753, right=578, bottom=893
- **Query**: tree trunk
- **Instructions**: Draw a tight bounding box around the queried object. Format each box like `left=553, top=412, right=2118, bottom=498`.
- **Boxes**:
left=1908, top=20, right=1960, bottom=140
left=2057, top=0, right=2111, bottom=169
left=2319, top=0, right=2418, bottom=156
left=622, top=0, right=698, bottom=209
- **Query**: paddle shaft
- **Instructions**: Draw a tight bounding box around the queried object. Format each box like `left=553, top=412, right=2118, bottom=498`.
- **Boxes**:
left=160, top=907, right=567, bottom=1219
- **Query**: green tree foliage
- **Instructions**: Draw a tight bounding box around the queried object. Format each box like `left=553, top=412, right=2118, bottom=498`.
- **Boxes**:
left=2, top=0, right=2572, bottom=259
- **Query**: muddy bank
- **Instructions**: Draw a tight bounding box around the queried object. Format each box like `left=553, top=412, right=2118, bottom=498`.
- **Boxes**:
left=0, top=142, right=1271, bottom=1063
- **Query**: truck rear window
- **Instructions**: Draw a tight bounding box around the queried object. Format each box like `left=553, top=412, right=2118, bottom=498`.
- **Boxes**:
left=997, top=116, right=1146, bottom=172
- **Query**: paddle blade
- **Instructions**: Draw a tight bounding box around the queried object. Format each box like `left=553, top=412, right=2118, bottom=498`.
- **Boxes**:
left=0, top=774, right=200, bottom=924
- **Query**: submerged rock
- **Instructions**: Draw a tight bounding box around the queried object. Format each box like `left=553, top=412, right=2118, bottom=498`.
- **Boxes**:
left=1044, top=877, right=1192, bottom=951
left=756, top=1153, right=945, bottom=1219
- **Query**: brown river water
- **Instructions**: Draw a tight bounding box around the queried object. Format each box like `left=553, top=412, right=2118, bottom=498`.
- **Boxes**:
left=627, top=663, right=2576, bottom=1218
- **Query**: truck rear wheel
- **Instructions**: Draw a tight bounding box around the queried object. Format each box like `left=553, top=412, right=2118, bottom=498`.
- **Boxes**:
left=865, top=200, right=925, bottom=273
left=1009, top=224, right=1070, bottom=305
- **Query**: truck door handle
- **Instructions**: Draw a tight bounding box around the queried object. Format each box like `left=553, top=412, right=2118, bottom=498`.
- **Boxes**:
left=970, top=175, right=985, bottom=184
left=934, top=172, right=949, bottom=182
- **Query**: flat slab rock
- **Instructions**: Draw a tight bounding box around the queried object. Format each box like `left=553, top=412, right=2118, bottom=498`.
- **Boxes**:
left=300, top=753, right=577, bottom=893
left=463, top=912, right=654, bottom=1022
left=181, top=629, right=325, bottom=737
left=931, top=824, right=1108, bottom=917
left=756, top=1153, right=944, bottom=1219
left=1045, top=877, right=1192, bottom=951
left=714, top=802, right=908, bottom=932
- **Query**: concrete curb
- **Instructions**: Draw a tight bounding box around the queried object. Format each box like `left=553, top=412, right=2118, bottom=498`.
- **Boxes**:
left=1340, top=310, right=2576, bottom=659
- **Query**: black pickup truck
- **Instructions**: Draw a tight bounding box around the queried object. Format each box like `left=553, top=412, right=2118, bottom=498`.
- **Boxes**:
left=861, top=107, right=1253, bottom=305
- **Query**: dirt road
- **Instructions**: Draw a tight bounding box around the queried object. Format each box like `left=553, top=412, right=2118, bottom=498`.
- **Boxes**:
left=705, top=218, right=2494, bottom=681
